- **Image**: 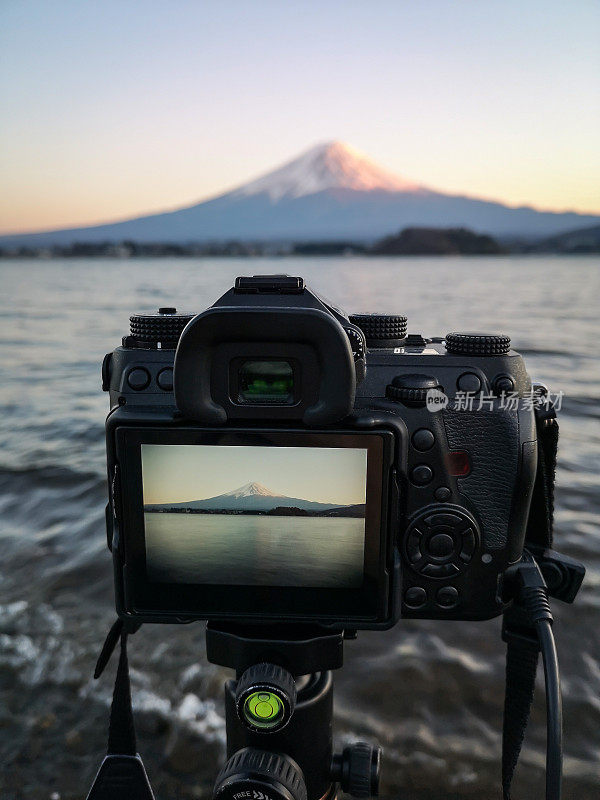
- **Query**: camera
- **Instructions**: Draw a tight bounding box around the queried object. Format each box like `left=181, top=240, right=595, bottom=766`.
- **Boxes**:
left=103, top=274, right=537, bottom=628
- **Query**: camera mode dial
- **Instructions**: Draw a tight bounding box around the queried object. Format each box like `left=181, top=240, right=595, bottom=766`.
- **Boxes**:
left=349, top=313, right=407, bottom=347
left=445, top=332, right=511, bottom=356
left=344, top=326, right=366, bottom=360
left=214, top=748, right=307, bottom=800
left=126, top=308, right=194, bottom=349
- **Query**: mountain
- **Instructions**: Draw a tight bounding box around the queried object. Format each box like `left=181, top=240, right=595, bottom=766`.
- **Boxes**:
left=532, top=223, right=600, bottom=253
left=145, top=481, right=352, bottom=514
left=3, top=141, right=599, bottom=246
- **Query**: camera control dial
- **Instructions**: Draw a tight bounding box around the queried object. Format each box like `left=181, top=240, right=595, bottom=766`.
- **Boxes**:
left=405, top=505, right=480, bottom=578
left=385, top=374, right=441, bottom=407
left=349, top=313, right=407, bottom=347
left=445, top=332, right=511, bottom=356
left=127, top=308, right=194, bottom=348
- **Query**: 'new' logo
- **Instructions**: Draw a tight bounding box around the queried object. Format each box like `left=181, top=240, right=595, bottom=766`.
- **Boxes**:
left=426, top=389, right=449, bottom=412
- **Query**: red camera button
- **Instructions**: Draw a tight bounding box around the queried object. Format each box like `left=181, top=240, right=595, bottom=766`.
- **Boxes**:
left=447, top=451, right=471, bottom=476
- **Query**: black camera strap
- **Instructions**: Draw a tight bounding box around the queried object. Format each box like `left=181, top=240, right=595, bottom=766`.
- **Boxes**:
left=501, top=392, right=560, bottom=800
left=86, top=619, right=156, bottom=800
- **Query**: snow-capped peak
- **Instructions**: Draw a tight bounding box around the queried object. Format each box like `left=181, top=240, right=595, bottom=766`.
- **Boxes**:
left=232, top=141, right=420, bottom=201
left=222, top=482, right=278, bottom=499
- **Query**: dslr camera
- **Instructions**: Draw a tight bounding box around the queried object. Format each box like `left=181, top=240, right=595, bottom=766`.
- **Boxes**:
left=103, top=275, right=537, bottom=628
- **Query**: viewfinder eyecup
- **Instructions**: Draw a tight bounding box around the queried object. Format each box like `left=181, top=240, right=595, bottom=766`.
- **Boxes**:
left=173, top=276, right=363, bottom=425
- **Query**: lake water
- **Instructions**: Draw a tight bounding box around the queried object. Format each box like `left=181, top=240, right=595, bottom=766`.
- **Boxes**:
left=0, top=255, right=599, bottom=799
left=145, top=512, right=365, bottom=587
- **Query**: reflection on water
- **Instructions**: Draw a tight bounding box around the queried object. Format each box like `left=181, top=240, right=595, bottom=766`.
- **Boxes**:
left=145, top=513, right=365, bottom=587
left=0, top=256, right=599, bottom=799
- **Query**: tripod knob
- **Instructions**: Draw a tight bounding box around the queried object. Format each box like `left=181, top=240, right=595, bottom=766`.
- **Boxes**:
left=235, top=662, right=296, bottom=733
left=214, top=748, right=307, bottom=800
left=331, top=742, right=382, bottom=798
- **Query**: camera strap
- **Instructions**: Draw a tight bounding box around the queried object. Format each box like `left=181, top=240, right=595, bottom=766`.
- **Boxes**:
left=501, top=392, right=559, bottom=800
left=86, top=619, right=156, bottom=800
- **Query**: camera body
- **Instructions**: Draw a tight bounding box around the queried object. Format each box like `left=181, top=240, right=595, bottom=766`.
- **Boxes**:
left=103, top=275, right=537, bottom=628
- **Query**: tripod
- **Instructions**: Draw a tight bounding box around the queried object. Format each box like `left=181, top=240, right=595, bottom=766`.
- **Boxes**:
left=206, top=623, right=382, bottom=800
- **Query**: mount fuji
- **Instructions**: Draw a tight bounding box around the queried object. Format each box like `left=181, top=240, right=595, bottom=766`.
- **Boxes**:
left=145, top=481, right=353, bottom=514
left=3, top=141, right=599, bottom=245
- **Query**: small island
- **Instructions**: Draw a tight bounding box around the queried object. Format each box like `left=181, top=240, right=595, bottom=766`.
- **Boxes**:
left=371, top=226, right=506, bottom=255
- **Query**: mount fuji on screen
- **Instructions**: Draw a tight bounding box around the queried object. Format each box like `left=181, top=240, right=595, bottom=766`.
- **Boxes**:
left=144, top=481, right=364, bottom=517
left=3, top=141, right=599, bottom=245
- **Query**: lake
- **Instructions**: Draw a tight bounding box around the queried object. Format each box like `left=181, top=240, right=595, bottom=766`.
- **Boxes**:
left=0, top=255, right=598, bottom=799
left=145, top=512, right=365, bottom=587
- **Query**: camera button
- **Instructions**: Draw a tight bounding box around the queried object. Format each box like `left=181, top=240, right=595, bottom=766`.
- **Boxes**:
left=420, top=560, right=461, bottom=578
left=407, top=532, right=423, bottom=563
left=411, top=464, right=433, bottom=485
left=434, top=486, right=451, bottom=502
left=127, top=367, right=150, bottom=390
left=436, top=586, right=459, bottom=608
left=460, top=529, right=477, bottom=561
left=157, top=367, right=174, bottom=391
left=493, top=374, right=515, bottom=395
left=427, top=533, right=454, bottom=558
left=457, top=372, right=482, bottom=393
left=425, top=512, right=461, bottom=527
left=421, top=563, right=445, bottom=577
left=404, top=586, right=427, bottom=608
left=412, top=428, right=435, bottom=451
left=440, top=563, right=460, bottom=576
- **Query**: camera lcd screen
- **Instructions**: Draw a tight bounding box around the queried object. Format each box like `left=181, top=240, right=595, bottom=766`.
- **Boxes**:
left=115, top=427, right=392, bottom=623
left=141, top=443, right=367, bottom=588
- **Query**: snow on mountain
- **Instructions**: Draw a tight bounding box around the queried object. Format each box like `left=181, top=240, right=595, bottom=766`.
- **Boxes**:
left=232, top=141, right=421, bottom=201
left=220, top=481, right=277, bottom=499
left=3, top=141, right=599, bottom=245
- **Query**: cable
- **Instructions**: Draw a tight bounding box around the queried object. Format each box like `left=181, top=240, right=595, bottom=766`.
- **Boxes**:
left=536, top=619, right=562, bottom=800
left=508, top=553, right=563, bottom=800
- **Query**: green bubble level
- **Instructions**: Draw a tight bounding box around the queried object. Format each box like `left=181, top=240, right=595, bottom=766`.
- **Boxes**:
left=243, top=690, right=284, bottom=729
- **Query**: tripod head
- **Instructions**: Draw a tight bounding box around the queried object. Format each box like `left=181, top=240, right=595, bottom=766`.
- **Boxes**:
left=206, top=623, right=382, bottom=800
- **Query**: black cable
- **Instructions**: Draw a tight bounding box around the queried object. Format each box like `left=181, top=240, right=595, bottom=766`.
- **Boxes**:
left=536, top=619, right=562, bottom=800
left=507, top=553, right=563, bottom=800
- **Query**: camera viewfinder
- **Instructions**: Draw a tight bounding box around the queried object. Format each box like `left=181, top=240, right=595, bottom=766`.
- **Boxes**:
left=238, top=359, right=294, bottom=405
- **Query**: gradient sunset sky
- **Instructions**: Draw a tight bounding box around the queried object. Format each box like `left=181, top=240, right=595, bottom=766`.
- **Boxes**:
left=141, top=444, right=368, bottom=506
left=1, top=1, right=599, bottom=234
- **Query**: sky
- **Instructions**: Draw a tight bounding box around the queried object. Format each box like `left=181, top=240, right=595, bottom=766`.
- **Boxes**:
left=1, top=1, right=599, bottom=234
left=141, top=444, right=368, bottom=506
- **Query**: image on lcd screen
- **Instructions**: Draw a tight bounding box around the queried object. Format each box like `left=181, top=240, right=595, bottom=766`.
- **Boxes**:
left=141, top=444, right=368, bottom=588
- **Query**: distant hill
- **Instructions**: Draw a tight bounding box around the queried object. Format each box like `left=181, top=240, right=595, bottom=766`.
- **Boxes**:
left=531, top=223, right=600, bottom=253
left=1, top=141, right=599, bottom=247
left=372, top=226, right=505, bottom=255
